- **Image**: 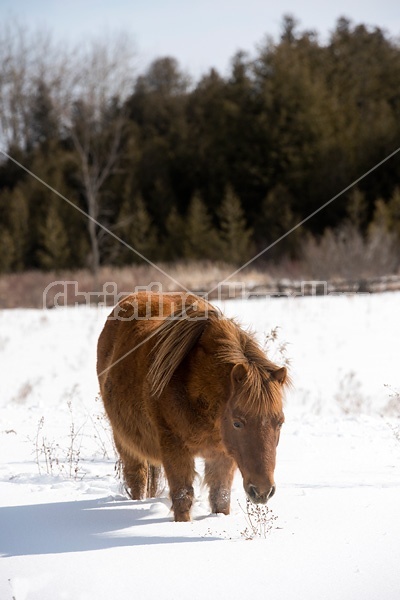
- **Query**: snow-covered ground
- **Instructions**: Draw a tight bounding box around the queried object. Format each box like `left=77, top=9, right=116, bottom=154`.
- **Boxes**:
left=1, top=292, right=399, bottom=600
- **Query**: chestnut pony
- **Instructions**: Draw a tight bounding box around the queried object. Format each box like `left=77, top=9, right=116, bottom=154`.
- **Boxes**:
left=97, top=292, right=287, bottom=522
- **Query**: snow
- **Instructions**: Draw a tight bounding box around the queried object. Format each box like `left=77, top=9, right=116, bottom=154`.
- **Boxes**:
left=1, top=292, right=399, bottom=599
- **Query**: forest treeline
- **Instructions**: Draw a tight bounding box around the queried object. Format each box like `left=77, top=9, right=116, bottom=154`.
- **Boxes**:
left=1, top=15, right=400, bottom=276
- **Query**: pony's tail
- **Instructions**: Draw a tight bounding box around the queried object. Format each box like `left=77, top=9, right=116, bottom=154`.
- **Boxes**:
left=146, top=463, right=164, bottom=498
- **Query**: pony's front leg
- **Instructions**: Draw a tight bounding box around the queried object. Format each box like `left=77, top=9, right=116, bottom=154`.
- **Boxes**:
left=160, top=438, right=196, bottom=522
left=205, top=453, right=236, bottom=515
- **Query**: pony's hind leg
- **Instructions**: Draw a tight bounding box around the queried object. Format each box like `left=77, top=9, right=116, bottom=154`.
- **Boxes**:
left=122, top=456, right=148, bottom=500
left=147, top=464, right=163, bottom=498
left=114, top=438, right=148, bottom=500
left=205, top=453, right=236, bottom=515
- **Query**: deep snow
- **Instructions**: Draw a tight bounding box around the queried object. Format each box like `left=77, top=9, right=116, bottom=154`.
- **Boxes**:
left=0, top=292, right=399, bottom=600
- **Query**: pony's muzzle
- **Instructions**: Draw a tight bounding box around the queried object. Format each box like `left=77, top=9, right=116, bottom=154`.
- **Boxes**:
left=247, top=483, right=276, bottom=504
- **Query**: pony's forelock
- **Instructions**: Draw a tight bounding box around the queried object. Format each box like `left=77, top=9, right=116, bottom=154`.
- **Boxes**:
left=216, top=318, right=287, bottom=417
left=234, top=364, right=285, bottom=417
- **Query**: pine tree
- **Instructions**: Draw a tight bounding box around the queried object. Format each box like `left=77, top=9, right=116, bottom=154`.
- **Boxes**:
left=163, top=205, right=186, bottom=261
left=386, top=187, right=400, bottom=239
left=0, top=188, right=29, bottom=271
left=184, top=193, right=221, bottom=260
left=117, top=194, right=158, bottom=263
left=37, top=200, right=71, bottom=270
left=369, top=188, right=400, bottom=241
left=346, top=188, right=367, bottom=230
left=259, top=185, right=300, bottom=257
left=0, top=228, right=15, bottom=272
left=29, top=79, right=58, bottom=148
left=218, top=186, right=253, bottom=264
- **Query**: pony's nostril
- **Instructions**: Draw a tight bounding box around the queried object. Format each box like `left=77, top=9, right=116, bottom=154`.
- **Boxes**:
left=248, top=484, right=259, bottom=501
left=268, top=485, right=276, bottom=500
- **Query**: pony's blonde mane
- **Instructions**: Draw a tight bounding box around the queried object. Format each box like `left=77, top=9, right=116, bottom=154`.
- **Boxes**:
left=148, top=303, right=219, bottom=397
left=216, top=319, right=286, bottom=416
left=148, top=304, right=287, bottom=416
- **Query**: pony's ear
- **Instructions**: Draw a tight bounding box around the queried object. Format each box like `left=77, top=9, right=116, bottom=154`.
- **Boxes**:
left=231, top=363, right=248, bottom=384
left=271, top=366, right=287, bottom=384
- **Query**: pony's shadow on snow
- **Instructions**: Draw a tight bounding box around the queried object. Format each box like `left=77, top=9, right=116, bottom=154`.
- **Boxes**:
left=0, top=496, right=219, bottom=557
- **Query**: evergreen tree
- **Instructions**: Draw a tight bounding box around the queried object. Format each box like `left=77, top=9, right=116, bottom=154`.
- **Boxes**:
left=0, top=188, right=29, bottom=271
left=254, top=19, right=332, bottom=223
left=11, top=188, right=29, bottom=270
left=346, top=188, right=368, bottom=230
left=259, top=185, right=301, bottom=257
left=29, top=79, right=58, bottom=148
left=0, top=228, right=15, bottom=272
left=163, top=205, right=186, bottom=261
left=21, top=146, right=80, bottom=270
left=370, top=188, right=400, bottom=241
left=184, top=193, right=221, bottom=260
left=368, top=198, right=390, bottom=243
left=185, top=68, right=230, bottom=211
left=117, top=194, right=158, bottom=263
left=37, top=200, right=71, bottom=270
left=386, top=187, right=400, bottom=239
left=218, top=186, right=253, bottom=264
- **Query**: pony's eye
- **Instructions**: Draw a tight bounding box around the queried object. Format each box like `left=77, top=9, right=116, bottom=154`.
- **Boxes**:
left=233, top=420, right=243, bottom=429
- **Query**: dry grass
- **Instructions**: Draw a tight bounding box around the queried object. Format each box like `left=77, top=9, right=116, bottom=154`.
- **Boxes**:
left=0, top=262, right=272, bottom=308
left=1, top=240, right=400, bottom=308
left=301, top=224, right=400, bottom=280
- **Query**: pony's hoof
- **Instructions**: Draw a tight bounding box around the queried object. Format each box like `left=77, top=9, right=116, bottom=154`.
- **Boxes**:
left=213, top=507, right=230, bottom=516
left=174, top=511, right=191, bottom=522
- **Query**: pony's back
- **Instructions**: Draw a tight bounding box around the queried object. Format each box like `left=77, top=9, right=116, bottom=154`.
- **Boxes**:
left=97, top=291, right=211, bottom=380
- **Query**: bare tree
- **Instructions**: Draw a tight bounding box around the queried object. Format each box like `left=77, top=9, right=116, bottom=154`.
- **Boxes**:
left=0, top=23, right=137, bottom=288
left=0, top=21, right=47, bottom=149
left=0, top=21, right=72, bottom=150
left=64, top=34, right=137, bottom=289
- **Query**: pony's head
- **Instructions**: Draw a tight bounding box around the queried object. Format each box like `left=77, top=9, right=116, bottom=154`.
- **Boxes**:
left=214, top=320, right=288, bottom=504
